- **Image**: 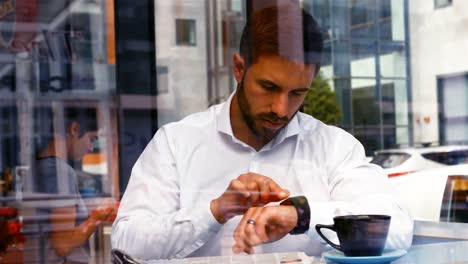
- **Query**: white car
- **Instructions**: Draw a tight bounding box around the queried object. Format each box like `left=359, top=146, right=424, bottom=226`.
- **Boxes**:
left=370, top=146, right=468, bottom=222
left=370, top=145, right=468, bottom=177
left=390, top=164, right=468, bottom=222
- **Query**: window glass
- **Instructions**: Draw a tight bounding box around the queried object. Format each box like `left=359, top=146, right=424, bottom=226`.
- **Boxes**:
left=350, top=0, right=377, bottom=39
left=422, top=150, right=468, bottom=165
left=176, top=19, right=197, bottom=46
left=379, top=0, right=405, bottom=41
left=380, top=43, right=407, bottom=78
left=352, top=80, right=379, bottom=126
left=435, top=0, right=452, bottom=9
left=439, top=74, right=468, bottom=144
left=371, top=152, right=411, bottom=168
left=1, top=0, right=118, bottom=262
left=350, top=41, right=377, bottom=77
left=1, top=0, right=468, bottom=262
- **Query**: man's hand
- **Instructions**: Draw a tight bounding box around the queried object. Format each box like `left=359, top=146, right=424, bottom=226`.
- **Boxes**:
left=89, top=198, right=120, bottom=224
left=232, top=205, right=297, bottom=254
left=210, top=173, right=289, bottom=223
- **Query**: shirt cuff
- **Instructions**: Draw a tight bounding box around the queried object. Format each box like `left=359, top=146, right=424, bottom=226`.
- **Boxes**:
left=174, top=200, right=223, bottom=258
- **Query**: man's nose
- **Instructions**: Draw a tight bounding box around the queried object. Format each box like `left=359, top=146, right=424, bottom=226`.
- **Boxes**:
left=88, top=142, right=95, bottom=152
left=270, top=94, right=289, bottom=118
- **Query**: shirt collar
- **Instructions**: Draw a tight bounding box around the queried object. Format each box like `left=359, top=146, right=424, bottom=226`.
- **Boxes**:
left=216, top=91, right=236, bottom=136
left=270, top=113, right=300, bottom=147
left=216, top=91, right=301, bottom=149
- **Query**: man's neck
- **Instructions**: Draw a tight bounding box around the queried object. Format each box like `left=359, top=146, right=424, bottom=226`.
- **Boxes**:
left=229, top=92, right=269, bottom=151
left=38, top=139, right=67, bottom=160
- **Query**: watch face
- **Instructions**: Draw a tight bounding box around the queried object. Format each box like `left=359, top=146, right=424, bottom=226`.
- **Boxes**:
left=281, top=196, right=310, bottom=234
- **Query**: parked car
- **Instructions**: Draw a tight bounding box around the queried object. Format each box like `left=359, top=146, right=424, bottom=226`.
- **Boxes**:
left=370, top=145, right=468, bottom=177
left=390, top=164, right=468, bottom=222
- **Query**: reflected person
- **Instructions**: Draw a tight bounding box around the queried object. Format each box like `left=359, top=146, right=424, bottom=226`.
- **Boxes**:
left=112, top=2, right=413, bottom=259
left=35, top=107, right=115, bottom=263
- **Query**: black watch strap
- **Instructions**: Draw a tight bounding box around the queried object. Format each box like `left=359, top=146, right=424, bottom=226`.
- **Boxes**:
left=280, top=196, right=310, bottom=235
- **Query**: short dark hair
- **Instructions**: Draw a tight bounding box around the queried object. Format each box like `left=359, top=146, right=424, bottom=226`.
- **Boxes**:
left=34, top=107, right=98, bottom=154
left=239, top=3, right=324, bottom=73
left=38, top=107, right=98, bottom=138
left=63, top=107, right=98, bottom=137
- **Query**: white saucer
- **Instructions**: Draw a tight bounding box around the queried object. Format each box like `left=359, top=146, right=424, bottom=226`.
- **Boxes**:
left=322, top=249, right=407, bottom=264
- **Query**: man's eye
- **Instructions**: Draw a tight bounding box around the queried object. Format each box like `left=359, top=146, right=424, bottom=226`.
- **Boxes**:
left=292, top=91, right=306, bottom=96
left=262, top=84, right=275, bottom=91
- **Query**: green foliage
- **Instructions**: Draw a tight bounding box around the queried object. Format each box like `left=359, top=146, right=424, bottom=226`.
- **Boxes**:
left=303, top=72, right=342, bottom=125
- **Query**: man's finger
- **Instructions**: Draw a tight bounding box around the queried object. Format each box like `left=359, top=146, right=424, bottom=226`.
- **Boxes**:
left=233, top=209, right=251, bottom=252
left=232, top=244, right=243, bottom=254
left=244, top=246, right=255, bottom=254
left=233, top=208, right=259, bottom=254
left=259, top=180, right=270, bottom=204
left=268, top=180, right=290, bottom=201
left=228, top=179, right=250, bottom=198
left=243, top=208, right=264, bottom=248
left=233, top=225, right=248, bottom=254
left=247, top=182, right=260, bottom=205
left=254, top=208, right=272, bottom=243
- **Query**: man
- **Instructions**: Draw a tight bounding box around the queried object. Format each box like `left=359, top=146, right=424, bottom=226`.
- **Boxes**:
left=111, top=2, right=413, bottom=260
left=34, top=107, right=116, bottom=263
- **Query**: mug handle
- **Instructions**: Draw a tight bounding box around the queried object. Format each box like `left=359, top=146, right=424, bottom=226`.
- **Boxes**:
left=315, top=224, right=341, bottom=251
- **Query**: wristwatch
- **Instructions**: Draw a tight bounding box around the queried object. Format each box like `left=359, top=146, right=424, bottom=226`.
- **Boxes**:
left=280, top=196, right=310, bottom=235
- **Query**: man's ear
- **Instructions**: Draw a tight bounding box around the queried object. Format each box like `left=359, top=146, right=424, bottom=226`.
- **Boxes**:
left=69, top=121, right=80, bottom=137
left=233, top=53, right=246, bottom=83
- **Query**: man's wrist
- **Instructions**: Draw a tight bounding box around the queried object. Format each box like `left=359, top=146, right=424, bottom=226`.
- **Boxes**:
left=280, top=196, right=310, bottom=235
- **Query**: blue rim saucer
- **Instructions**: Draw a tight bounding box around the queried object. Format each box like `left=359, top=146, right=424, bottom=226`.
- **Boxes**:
left=322, top=249, right=407, bottom=264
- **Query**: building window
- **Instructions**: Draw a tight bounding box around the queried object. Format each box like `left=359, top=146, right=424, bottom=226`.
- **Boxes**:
left=175, top=19, right=197, bottom=46
left=438, top=74, right=468, bottom=145
left=435, top=0, right=452, bottom=9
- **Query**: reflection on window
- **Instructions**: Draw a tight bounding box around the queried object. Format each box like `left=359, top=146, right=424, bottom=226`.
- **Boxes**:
left=0, top=0, right=468, bottom=261
left=435, top=0, right=452, bottom=9
left=423, top=150, right=468, bottom=165
left=371, top=152, right=411, bottom=168
left=176, top=19, right=197, bottom=46
left=350, top=0, right=377, bottom=39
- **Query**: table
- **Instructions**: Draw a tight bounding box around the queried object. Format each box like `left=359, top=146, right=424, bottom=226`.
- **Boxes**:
left=141, top=241, right=468, bottom=264
left=392, top=241, right=468, bottom=264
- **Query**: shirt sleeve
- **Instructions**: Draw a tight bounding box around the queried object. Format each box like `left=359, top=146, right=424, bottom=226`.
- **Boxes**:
left=111, top=128, right=222, bottom=260
left=305, top=132, right=414, bottom=250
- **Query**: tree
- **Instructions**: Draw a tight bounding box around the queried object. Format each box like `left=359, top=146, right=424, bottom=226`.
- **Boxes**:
left=302, top=72, right=342, bottom=125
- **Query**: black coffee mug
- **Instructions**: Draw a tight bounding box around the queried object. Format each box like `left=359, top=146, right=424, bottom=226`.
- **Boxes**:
left=315, top=215, right=391, bottom=257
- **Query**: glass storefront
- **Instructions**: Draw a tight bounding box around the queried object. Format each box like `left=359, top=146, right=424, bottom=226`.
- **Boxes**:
left=1, top=0, right=468, bottom=262
left=311, top=0, right=410, bottom=155
left=1, top=0, right=118, bottom=262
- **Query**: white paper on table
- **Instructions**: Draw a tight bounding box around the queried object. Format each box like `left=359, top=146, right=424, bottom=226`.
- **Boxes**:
left=144, top=252, right=325, bottom=264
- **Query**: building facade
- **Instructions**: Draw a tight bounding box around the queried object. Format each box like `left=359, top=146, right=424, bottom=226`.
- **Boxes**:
left=310, top=0, right=411, bottom=155
left=409, top=0, right=468, bottom=146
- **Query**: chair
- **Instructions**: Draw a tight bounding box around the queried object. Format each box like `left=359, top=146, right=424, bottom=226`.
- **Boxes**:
left=111, top=249, right=143, bottom=264
left=440, top=175, right=468, bottom=223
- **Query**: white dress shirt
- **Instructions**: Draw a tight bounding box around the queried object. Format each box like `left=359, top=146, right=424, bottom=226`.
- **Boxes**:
left=111, top=93, right=414, bottom=260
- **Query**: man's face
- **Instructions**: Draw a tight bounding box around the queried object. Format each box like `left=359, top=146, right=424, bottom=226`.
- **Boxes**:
left=70, top=130, right=98, bottom=161
left=234, top=55, right=316, bottom=142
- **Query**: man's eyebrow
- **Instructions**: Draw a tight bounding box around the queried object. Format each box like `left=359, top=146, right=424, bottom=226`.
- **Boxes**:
left=257, top=79, right=280, bottom=88
left=257, top=79, right=310, bottom=92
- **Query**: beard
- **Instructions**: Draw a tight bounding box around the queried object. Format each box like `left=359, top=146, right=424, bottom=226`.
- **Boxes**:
left=237, top=78, right=298, bottom=143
